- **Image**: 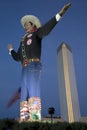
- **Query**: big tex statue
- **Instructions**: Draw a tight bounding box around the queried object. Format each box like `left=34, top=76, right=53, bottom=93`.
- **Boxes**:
left=8, top=3, right=71, bottom=122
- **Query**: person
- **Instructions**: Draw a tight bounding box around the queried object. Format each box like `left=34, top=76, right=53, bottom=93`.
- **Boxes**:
left=8, top=3, right=71, bottom=122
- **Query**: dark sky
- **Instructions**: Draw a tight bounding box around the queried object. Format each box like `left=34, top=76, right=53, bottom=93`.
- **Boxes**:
left=0, top=0, right=87, bottom=119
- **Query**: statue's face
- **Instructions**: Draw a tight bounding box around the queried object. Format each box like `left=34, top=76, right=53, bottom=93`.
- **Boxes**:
left=24, top=22, right=34, bottom=33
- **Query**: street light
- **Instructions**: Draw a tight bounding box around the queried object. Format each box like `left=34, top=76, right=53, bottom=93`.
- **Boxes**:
left=48, top=107, right=55, bottom=123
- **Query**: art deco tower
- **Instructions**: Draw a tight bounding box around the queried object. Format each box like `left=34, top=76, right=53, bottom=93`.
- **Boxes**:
left=57, top=42, right=80, bottom=122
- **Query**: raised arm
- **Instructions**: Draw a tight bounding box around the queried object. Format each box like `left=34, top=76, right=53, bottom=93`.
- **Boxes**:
left=37, top=3, right=71, bottom=38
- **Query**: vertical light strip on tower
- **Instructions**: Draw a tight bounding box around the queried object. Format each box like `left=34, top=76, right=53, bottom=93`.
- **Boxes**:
left=62, top=43, right=74, bottom=122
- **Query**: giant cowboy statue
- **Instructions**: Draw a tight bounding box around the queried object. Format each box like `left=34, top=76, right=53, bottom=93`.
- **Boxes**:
left=8, top=3, right=71, bottom=122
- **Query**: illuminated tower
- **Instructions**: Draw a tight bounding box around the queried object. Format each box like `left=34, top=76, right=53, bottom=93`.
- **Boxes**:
left=57, top=42, right=80, bottom=122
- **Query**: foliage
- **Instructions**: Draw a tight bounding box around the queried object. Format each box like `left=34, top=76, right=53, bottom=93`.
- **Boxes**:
left=0, top=118, right=87, bottom=130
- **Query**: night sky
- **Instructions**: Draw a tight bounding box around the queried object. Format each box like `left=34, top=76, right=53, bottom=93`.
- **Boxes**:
left=0, top=0, right=87, bottom=119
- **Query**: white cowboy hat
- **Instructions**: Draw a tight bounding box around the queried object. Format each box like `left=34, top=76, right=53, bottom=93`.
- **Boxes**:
left=21, top=15, right=42, bottom=28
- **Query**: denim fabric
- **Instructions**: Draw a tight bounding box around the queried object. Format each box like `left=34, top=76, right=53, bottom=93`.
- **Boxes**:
left=20, top=62, right=42, bottom=101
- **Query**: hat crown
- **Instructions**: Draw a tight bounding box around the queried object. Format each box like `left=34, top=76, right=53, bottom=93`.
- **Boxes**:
left=21, top=15, right=42, bottom=28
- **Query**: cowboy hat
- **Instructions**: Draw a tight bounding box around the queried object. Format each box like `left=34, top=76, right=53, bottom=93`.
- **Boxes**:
left=21, top=15, right=42, bottom=28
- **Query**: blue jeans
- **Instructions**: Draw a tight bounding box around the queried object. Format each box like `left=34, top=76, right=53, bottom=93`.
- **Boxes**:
left=20, top=62, right=42, bottom=101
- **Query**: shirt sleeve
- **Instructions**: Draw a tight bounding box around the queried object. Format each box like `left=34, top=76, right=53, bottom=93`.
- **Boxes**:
left=9, top=48, right=13, bottom=55
left=9, top=47, right=21, bottom=61
left=37, top=14, right=61, bottom=39
left=55, top=13, right=61, bottom=21
left=37, top=17, right=58, bottom=38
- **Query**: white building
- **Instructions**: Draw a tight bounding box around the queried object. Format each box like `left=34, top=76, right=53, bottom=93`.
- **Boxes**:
left=57, top=42, right=80, bottom=122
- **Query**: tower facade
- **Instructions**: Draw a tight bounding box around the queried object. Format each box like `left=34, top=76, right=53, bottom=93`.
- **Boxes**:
left=57, top=43, right=80, bottom=122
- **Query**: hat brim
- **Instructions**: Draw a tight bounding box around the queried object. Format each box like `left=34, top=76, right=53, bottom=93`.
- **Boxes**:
left=21, top=15, right=42, bottom=28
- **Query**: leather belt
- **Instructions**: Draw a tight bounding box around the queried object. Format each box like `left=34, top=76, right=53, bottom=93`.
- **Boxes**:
left=23, top=58, right=40, bottom=67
